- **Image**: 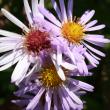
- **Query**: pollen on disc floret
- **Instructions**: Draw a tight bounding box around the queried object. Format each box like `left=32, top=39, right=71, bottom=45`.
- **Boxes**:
left=41, top=66, right=63, bottom=88
left=61, top=19, right=85, bottom=44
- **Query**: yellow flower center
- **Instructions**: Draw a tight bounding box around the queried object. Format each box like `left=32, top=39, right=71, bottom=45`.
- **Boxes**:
left=41, top=67, right=63, bottom=88
left=61, top=21, right=85, bottom=44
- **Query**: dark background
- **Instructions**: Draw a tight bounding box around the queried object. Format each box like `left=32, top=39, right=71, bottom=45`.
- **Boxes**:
left=0, top=0, right=110, bottom=110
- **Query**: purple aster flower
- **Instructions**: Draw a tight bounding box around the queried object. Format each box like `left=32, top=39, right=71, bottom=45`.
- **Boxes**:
left=0, top=0, right=66, bottom=85
left=38, top=0, right=110, bottom=75
left=12, top=61, right=94, bottom=110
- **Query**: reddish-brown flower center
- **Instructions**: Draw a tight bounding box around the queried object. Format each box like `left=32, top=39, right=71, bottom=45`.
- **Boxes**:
left=24, top=29, right=51, bottom=54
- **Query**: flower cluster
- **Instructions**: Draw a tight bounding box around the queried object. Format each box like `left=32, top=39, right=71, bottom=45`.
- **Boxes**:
left=0, top=0, right=109, bottom=110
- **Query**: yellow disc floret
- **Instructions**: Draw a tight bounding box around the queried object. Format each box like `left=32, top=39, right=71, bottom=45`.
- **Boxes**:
left=61, top=21, right=85, bottom=44
left=41, top=67, right=63, bottom=88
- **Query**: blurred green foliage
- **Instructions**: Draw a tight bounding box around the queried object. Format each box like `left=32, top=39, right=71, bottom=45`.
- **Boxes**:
left=0, top=0, right=110, bottom=110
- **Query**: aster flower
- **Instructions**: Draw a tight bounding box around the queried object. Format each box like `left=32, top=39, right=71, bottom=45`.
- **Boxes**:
left=0, top=0, right=47, bottom=85
left=38, top=0, right=110, bottom=75
left=0, top=0, right=66, bottom=85
left=12, top=60, right=94, bottom=110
